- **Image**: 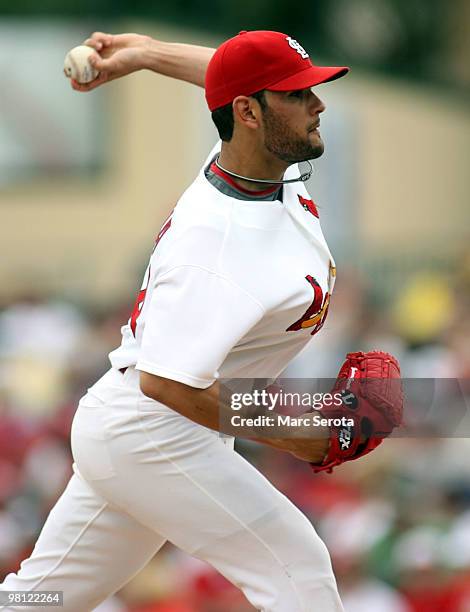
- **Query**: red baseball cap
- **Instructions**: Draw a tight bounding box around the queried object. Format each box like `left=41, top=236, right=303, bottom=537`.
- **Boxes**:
left=205, top=30, right=349, bottom=111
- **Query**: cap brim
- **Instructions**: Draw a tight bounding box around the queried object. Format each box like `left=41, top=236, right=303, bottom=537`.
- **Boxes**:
left=268, top=65, right=349, bottom=91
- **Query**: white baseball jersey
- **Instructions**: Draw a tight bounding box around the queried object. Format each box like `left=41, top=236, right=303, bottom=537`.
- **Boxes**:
left=2, top=144, right=344, bottom=612
left=109, top=143, right=336, bottom=387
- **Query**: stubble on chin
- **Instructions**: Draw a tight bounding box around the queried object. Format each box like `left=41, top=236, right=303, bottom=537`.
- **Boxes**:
left=262, top=112, right=324, bottom=164
left=266, top=138, right=324, bottom=164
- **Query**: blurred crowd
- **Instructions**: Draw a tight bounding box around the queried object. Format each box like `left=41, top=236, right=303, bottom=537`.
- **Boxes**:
left=0, top=247, right=469, bottom=611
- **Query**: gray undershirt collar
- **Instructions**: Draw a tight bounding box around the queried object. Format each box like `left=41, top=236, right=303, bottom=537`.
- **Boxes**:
left=205, top=160, right=283, bottom=202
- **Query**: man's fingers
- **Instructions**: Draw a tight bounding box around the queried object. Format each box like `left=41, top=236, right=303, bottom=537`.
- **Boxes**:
left=70, top=72, right=109, bottom=92
left=88, top=54, right=112, bottom=72
left=83, top=32, right=113, bottom=51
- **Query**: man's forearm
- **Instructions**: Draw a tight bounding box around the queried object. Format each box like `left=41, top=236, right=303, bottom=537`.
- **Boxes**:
left=142, top=39, right=215, bottom=88
left=141, top=372, right=266, bottom=434
left=140, top=372, right=329, bottom=463
left=69, top=33, right=216, bottom=92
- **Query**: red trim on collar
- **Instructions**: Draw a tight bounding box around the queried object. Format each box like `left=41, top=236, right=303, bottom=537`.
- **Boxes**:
left=210, top=162, right=280, bottom=197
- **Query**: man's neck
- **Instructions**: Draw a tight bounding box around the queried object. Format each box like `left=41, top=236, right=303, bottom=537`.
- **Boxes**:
left=218, top=144, right=288, bottom=192
left=208, top=159, right=281, bottom=200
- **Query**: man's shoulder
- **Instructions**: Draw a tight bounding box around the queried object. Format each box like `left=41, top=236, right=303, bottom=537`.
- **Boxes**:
left=155, top=182, right=228, bottom=274
left=173, top=170, right=232, bottom=231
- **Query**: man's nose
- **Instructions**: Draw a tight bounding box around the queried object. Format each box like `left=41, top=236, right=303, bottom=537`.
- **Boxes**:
left=309, top=91, right=326, bottom=114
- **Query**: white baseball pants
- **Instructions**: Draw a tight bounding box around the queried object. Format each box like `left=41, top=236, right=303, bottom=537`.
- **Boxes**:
left=1, top=367, right=343, bottom=612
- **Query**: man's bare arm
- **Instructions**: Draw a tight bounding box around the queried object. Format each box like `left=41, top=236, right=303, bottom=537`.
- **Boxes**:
left=140, top=371, right=329, bottom=464
left=70, top=32, right=215, bottom=92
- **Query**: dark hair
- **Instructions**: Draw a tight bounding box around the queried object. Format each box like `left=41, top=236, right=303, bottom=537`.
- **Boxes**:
left=211, top=90, right=267, bottom=142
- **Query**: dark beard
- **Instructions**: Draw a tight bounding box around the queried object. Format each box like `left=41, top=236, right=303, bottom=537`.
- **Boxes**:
left=262, top=107, right=324, bottom=163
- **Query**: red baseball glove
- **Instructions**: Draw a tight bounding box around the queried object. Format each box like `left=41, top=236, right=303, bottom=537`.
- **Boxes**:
left=311, top=351, right=403, bottom=473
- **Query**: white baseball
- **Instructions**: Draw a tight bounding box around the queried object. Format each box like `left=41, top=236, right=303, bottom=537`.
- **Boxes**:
left=64, top=45, right=99, bottom=84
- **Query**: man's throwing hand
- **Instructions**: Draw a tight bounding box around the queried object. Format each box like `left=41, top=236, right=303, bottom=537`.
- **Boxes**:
left=67, top=32, right=152, bottom=92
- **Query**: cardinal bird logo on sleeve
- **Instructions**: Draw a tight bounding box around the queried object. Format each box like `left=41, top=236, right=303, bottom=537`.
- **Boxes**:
left=298, top=195, right=319, bottom=218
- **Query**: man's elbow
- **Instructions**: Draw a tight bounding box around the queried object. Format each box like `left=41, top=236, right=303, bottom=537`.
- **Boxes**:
left=139, top=371, right=168, bottom=402
left=139, top=371, right=212, bottom=409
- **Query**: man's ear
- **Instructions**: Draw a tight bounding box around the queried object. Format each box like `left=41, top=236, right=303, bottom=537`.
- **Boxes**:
left=232, top=96, right=262, bottom=130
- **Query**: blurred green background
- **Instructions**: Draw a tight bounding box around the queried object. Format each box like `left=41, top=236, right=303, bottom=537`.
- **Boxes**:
left=0, top=1, right=469, bottom=611
left=1, top=0, right=469, bottom=94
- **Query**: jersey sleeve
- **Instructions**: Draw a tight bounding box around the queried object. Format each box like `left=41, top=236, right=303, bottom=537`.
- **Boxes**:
left=135, top=265, right=264, bottom=388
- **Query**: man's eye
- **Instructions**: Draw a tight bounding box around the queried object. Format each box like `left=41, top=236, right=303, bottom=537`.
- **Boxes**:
left=288, top=90, right=305, bottom=99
